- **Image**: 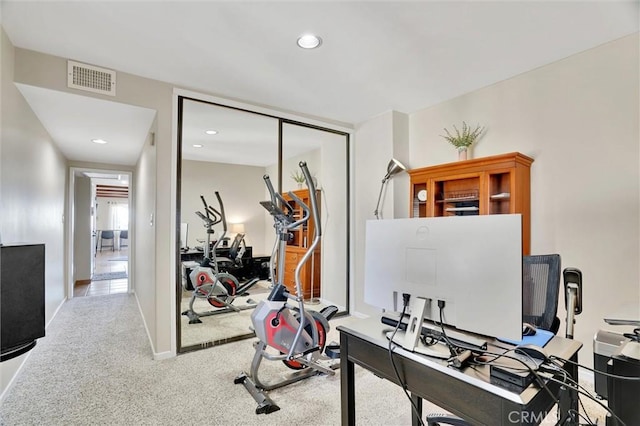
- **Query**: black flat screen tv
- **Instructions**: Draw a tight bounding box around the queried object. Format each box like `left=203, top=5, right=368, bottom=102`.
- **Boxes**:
left=1, top=243, right=46, bottom=362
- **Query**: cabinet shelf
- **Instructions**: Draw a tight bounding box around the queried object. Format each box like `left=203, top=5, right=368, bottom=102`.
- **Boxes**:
left=438, top=197, right=479, bottom=203
left=445, top=206, right=480, bottom=212
left=490, top=192, right=511, bottom=200
left=408, top=152, right=533, bottom=254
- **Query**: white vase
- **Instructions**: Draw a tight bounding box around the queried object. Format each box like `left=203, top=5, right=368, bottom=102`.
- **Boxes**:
left=458, top=148, right=468, bottom=161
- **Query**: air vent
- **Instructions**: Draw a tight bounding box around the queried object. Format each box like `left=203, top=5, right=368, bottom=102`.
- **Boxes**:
left=67, top=60, right=116, bottom=96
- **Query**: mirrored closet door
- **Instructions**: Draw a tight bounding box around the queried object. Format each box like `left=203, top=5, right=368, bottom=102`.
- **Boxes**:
left=176, top=97, right=349, bottom=353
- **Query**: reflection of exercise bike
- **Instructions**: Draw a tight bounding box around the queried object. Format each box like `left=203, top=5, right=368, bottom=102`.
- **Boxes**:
left=182, top=191, right=259, bottom=324
left=235, top=161, right=339, bottom=414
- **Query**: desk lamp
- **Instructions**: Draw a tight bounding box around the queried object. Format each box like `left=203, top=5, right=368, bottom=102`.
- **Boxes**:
left=374, top=158, right=407, bottom=220
left=231, top=223, right=245, bottom=235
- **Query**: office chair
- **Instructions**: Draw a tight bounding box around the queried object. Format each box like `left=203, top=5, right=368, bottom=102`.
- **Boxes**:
left=426, top=254, right=582, bottom=426
left=522, top=254, right=562, bottom=334
left=119, top=230, right=128, bottom=250
left=99, top=230, right=115, bottom=252
left=216, top=233, right=246, bottom=270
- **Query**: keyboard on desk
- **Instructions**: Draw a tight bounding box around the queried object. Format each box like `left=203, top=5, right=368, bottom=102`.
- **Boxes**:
left=381, top=313, right=488, bottom=352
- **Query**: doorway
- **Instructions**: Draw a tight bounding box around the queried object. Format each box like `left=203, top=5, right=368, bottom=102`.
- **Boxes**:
left=68, top=168, right=133, bottom=299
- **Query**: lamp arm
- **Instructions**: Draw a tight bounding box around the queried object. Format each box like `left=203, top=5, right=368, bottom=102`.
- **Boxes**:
left=374, top=178, right=388, bottom=220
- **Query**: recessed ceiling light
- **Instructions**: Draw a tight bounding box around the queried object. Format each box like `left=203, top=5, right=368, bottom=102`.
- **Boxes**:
left=91, top=139, right=108, bottom=144
left=205, top=130, right=218, bottom=135
left=297, top=34, right=322, bottom=49
left=193, top=144, right=203, bottom=148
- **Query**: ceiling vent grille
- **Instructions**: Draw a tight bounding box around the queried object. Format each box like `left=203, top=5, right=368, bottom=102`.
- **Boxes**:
left=67, top=60, right=116, bottom=96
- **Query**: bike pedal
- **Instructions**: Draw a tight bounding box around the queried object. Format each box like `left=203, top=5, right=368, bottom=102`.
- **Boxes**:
left=324, top=343, right=340, bottom=359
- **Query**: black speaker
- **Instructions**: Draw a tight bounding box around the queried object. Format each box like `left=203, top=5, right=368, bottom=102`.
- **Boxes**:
left=1, top=243, right=46, bottom=361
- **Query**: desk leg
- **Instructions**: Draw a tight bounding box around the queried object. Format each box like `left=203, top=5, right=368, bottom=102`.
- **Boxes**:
left=340, top=332, right=355, bottom=426
left=411, top=393, right=422, bottom=426
left=558, top=353, right=579, bottom=426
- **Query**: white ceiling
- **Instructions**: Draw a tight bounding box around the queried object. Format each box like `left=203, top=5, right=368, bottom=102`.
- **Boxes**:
left=182, top=99, right=335, bottom=167
left=17, top=84, right=156, bottom=166
left=2, top=1, right=638, bottom=166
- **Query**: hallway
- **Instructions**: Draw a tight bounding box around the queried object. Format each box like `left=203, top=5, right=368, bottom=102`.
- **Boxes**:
left=73, top=247, right=129, bottom=297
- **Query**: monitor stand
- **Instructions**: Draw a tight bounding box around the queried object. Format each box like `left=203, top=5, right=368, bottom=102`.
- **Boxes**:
left=386, top=297, right=450, bottom=359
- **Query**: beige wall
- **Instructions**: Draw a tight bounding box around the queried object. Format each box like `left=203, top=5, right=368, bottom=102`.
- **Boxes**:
left=406, top=34, right=640, bottom=365
left=11, top=46, right=171, bottom=358
left=353, top=111, right=409, bottom=317
left=134, top=131, right=157, bottom=355
left=180, top=159, right=268, bottom=254
left=73, top=176, right=92, bottom=282
left=0, top=28, right=67, bottom=397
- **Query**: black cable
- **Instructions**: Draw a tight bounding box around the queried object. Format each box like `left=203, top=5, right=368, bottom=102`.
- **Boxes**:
left=541, top=362, right=610, bottom=426
left=576, top=395, right=596, bottom=425
left=622, top=327, right=640, bottom=342
left=543, top=363, right=615, bottom=426
left=435, top=304, right=459, bottom=358
left=549, top=355, right=640, bottom=381
left=387, top=299, right=425, bottom=426
left=567, top=408, right=597, bottom=426
left=541, top=373, right=627, bottom=426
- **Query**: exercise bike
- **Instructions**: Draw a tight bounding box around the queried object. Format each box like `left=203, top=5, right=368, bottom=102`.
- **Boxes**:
left=234, top=161, right=339, bottom=414
left=182, top=191, right=260, bottom=324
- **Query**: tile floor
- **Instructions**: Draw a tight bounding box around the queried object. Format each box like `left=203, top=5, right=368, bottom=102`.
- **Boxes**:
left=74, top=247, right=129, bottom=297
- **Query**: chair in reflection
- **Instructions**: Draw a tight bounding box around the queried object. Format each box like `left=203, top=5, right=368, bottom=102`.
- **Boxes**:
left=119, top=230, right=128, bottom=250
left=216, top=233, right=246, bottom=270
left=99, top=230, right=115, bottom=252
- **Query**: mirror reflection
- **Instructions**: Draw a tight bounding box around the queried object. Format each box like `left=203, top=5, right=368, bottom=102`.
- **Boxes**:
left=177, top=98, right=349, bottom=352
left=281, top=123, right=348, bottom=310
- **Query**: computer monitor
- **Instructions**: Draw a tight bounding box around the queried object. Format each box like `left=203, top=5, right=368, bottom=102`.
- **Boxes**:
left=180, top=223, right=189, bottom=250
left=364, top=214, right=522, bottom=341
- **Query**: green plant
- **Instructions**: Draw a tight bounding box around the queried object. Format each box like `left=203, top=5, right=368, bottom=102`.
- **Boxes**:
left=290, top=170, right=306, bottom=183
left=441, top=122, right=484, bottom=150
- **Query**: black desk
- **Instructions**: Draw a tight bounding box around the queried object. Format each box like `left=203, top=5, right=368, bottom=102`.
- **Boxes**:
left=180, top=246, right=253, bottom=262
left=338, top=317, right=582, bottom=426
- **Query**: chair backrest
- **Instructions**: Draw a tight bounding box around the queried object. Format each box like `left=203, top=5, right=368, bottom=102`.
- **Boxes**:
left=227, top=233, right=245, bottom=260
left=522, top=254, right=561, bottom=334
left=101, top=230, right=114, bottom=239
left=119, top=230, right=128, bottom=239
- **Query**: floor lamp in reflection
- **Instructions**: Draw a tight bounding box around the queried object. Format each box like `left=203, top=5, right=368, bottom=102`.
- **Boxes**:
left=374, top=158, right=408, bottom=220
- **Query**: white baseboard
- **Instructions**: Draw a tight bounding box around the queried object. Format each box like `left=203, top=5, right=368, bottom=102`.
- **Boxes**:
left=46, top=297, right=67, bottom=328
left=153, top=351, right=173, bottom=360
left=133, top=292, right=157, bottom=356
left=133, top=292, right=176, bottom=361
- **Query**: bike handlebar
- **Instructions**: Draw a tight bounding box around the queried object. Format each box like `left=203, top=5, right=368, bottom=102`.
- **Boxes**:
left=299, top=161, right=321, bottom=237
left=263, top=174, right=294, bottom=219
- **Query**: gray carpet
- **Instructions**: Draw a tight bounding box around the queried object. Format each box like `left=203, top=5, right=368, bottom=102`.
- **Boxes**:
left=0, top=294, right=607, bottom=425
